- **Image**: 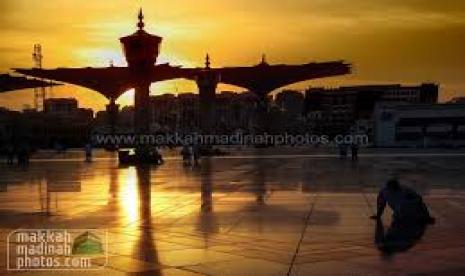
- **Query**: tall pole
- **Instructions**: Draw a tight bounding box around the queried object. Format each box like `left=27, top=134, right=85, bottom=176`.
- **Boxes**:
left=134, top=80, right=151, bottom=134
left=33, top=44, right=46, bottom=111
left=120, top=9, right=162, bottom=136
left=196, top=54, right=219, bottom=135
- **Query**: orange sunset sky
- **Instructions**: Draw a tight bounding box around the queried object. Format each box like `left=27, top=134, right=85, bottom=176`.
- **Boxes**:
left=1, top=0, right=465, bottom=111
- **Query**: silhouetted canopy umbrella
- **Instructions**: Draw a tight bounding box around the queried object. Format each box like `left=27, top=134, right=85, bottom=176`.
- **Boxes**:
left=0, top=73, right=61, bottom=93
left=14, top=65, right=194, bottom=100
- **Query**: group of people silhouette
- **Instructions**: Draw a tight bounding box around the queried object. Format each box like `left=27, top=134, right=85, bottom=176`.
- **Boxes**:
left=339, top=143, right=359, bottom=160
left=4, top=143, right=31, bottom=166
left=181, top=144, right=201, bottom=166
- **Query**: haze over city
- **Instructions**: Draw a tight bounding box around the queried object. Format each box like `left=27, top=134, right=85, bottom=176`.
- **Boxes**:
left=1, top=0, right=465, bottom=111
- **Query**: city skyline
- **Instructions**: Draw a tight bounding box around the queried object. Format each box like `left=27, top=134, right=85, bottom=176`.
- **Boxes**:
left=1, top=0, right=465, bottom=111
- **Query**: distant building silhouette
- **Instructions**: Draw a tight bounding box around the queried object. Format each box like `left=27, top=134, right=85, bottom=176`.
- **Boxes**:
left=374, top=103, right=465, bottom=147
left=275, top=90, right=305, bottom=118
left=303, top=83, right=439, bottom=137
left=0, top=98, right=93, bottom=149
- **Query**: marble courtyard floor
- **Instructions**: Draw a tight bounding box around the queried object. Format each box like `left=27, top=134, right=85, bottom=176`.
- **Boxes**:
left=1, top=148, right=465, bottom=275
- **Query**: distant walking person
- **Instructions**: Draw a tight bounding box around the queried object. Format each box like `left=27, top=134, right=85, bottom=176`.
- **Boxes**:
left=17, top=142, right=30, bottom=166
left=339, top=143, right=348, bottom=159
left=189, top=145, right=195, bottom=165
left=371, top=178, right=435, bottom=225
left=84, top=143, right=93, bottom=162
left=6, top=144, right=15, bottom=165
left=192, top=144, right=200, bottom=166
left=181, top=144, right=191, bottom=166
left=351, top=143, right=359, bottom=161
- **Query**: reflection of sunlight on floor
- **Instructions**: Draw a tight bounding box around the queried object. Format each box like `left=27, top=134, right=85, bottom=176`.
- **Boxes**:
left=120, top=167, right=140, bottom=225
left=152, top=192, right=198, bottom=219
left=1, top=152, right=465, bottom=274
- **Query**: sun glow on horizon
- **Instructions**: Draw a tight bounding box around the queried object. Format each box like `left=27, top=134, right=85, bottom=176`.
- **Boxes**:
left=1, top=0, right=465, bottom=111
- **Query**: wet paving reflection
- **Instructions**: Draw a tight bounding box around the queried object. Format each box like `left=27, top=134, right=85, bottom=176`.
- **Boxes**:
left=1, top=150, right=465, bottom=274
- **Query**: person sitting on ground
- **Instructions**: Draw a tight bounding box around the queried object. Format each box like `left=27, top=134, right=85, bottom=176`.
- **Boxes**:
left=371, top=178, right=435, bottom=225
left=374, top=210, right=428, bottom=255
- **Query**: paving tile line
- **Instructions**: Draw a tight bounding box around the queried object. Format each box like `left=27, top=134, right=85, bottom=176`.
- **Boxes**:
left=117, top=193, right=203, bottom=230
left=151, top=182, right=249, bottom=232
left=164, top=232, right=295, bottom=253
left=106, top=181, right=253, bottom=242
left=211, top=183, right=264, bottom=236
left=287, top=193, right=319, bottom=276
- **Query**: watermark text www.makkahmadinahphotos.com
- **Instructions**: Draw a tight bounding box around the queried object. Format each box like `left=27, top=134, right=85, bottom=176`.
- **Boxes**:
left=7, top=229, right=107, bottom=271
left=93, top=132, right=370, bottom=147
